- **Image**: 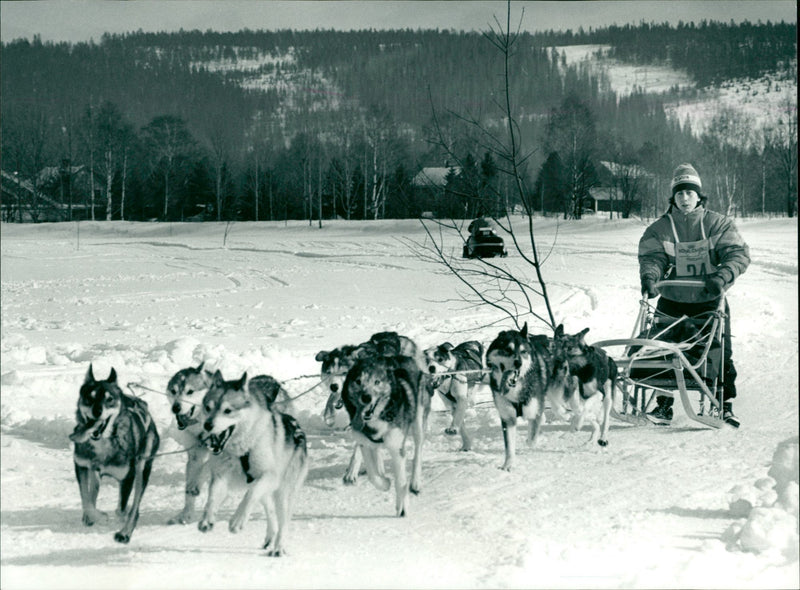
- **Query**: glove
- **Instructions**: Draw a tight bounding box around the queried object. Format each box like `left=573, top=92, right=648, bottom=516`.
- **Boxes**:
left=641, top=278, right=659, bottom=299
left=703, top=274, right=726, bottom=298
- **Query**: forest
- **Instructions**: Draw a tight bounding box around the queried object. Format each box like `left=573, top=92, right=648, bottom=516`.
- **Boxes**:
left=1, top=20, right=797, bottom=223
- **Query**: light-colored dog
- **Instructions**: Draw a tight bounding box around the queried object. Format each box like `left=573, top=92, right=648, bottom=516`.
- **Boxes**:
left=165, top=362, right=213, bottom=525
left=199, top=370, right=308, bottom=556
left=423, top=340, right=484, bottom=451
left=166, top=364, right=296, bottom=525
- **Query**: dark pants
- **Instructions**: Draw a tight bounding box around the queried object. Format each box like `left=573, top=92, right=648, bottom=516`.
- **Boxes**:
left=656, top=296, right=737, bottom=404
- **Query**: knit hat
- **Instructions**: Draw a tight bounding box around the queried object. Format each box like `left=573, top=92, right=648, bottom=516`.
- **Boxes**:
left=670, top=163, right=702, bottom=194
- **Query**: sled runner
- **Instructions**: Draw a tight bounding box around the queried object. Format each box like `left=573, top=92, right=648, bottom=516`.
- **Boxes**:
left=593, top=280, right=730, bottom=429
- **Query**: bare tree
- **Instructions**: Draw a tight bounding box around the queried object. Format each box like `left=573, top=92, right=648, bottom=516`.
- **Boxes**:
left=704, top=106, right=754, bottom=216
left=415, top=1, right=556, bottom=331
left=140, top=115, right=196, bottom=220
left=764, top=96, right=798, bottom=217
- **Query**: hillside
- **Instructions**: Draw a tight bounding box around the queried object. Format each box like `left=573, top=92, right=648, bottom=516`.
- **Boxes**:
left=1, top=23, right=797, bottom=223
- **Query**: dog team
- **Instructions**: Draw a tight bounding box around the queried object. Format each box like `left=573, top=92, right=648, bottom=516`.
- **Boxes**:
left=70, top=323, right=617, bottom=553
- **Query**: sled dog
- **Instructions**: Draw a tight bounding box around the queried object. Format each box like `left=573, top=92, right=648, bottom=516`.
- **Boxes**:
left=165, top=362, right=213, bottom=524
left=316, top=331, right=421, bottom=483
left=423, top=340, right=484, bottom=451
left=199, top=370, right=308, bottom=556
left=551, top=325, right=618, bottom=447
left=70, top=364, right=160, bottom=543
left=342, top=354, right=430, bottom=516
left=165, top=364, right=293, bottom=524
left=486, top=324, right=559, bottom=470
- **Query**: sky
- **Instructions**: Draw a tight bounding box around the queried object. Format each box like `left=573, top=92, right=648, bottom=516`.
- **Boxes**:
left=1, top=0, right=796, bottom=44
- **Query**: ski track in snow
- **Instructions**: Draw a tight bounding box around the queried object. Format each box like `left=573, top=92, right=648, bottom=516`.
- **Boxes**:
left=1, top=218, right=797, bottom=589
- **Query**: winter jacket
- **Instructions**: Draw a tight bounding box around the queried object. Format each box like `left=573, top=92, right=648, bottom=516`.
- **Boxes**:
left=638, top=205, right=750, bottom=296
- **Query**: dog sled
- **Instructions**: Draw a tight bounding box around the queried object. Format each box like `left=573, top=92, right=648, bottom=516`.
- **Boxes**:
left=593, top=279, right=732, bottom=429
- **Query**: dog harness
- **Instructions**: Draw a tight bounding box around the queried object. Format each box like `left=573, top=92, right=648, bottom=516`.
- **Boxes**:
left=239, top=453, right=255, bottom=484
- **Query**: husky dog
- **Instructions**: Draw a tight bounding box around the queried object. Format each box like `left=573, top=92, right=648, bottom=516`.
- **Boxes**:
left=486, top=324, right=559, bottom=470
left=316, top=345, right=363, bottom=428
left=316, top=331, right=421, bottom=484
left=551, top=325, right=618, bottom=447
left=165, top=362, right=213, bottom=525
left=199, top=370, right=308, bottom=556
left=70, top=365, right=160, bottom=543
left=166, top=363, right=295, bottom=525
left=342, top=355, right=430, bottom=517
left=423, top=340, right=484, bottom=451
left=318, top=332, right=421, bottom=426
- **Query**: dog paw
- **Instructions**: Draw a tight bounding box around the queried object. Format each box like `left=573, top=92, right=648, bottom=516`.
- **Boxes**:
left=186, top=485, right=201, bottom=496
left=597, top=439, right=608, bottom=447
left=168, top=511, right=195, bottom=525
left=342, top=472, right=359, bottom=485
left=499, top=463, right=513, bottom=472
left=266, top=548, right=284, bottom=557
left=229, top=517, right=245, bottom=534
left=444, top=427, right=458, bottom=435
left=82, top=510, right=108, bottom=527
left=198, top=520, right=214, bottom=533
left=113, top=531, right=131, bottom=544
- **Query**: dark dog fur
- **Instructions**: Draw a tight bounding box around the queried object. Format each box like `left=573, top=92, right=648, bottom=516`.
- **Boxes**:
left=70, top=364, right=160, bottom=543
left=342, top=354, right=430, bottom=516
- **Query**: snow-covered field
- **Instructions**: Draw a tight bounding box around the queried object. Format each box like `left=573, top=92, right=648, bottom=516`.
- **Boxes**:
left=1, top=217, right=797, bottom=589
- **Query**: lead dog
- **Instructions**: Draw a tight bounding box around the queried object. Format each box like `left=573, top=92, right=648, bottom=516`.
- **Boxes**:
left=423, top=340, right=484, bottom=451
left=165, top=364, right=293, bottom=524
left=551, top=325, right=618, bottom=447
left=70, top=365, right=160, bottom=543
left=341, top=355, right=430, bottom=516
left=486, top=323, right=564, bottom=470
left=165, top=362, right=213, bottom=524
left=199, top=370, right=308, bottom=556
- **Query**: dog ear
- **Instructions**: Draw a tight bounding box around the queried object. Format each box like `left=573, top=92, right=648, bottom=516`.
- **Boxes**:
left=213, top=370, right=225, bottom=387
left=578, top=328, right=590, bottom=344
left=107, top=367, right=117, bottom=383
left=85, top=364, right=96, bottom=384
left=520, top=322, right=528, bottom=338
left=236, top=372, right=247, bottom=390
left=353, top=345, right=371, bottom=360
left=315, top=350, right=330, bottom=362
left=554, top=324, right=564, bottom=338
left=196, top=361, right=205, bottom=372
left=441, top=342, right=454, bottom=352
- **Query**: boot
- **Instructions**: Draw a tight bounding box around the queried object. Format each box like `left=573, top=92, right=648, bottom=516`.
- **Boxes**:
left=647, top=395, right=673, bottom=425
left=722, top=402, right=740, bottom=428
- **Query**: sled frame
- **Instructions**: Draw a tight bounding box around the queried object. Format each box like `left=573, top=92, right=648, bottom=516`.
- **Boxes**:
left=594, top=280, right=728, bottom=429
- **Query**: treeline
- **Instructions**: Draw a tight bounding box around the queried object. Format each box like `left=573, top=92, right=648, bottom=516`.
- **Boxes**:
left=1, top=22, right=796, bottom=223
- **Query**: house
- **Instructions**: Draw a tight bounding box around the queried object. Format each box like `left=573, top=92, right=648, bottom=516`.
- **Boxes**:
left=588, top=161, right=655, bottom=215
left=411, top=166, right=461, bottom=188
left=1, top=168, right=91, bottom=222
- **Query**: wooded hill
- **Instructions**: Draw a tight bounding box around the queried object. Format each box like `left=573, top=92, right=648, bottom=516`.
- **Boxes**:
left=1, top=20, right=796, bottom=222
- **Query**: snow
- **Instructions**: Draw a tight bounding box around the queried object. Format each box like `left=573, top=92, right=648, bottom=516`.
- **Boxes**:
left=555, top=44, right=798, bottom=140
left=1, top=216, right=797, bottom=589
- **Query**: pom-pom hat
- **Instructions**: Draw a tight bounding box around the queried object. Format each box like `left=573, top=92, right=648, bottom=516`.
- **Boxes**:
left=670, top=163, right=702, bottom=194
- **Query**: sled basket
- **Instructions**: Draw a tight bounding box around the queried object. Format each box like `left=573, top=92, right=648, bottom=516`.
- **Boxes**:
left=593, top=280, right=730, bottom=429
